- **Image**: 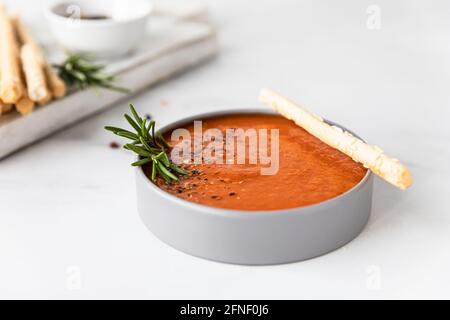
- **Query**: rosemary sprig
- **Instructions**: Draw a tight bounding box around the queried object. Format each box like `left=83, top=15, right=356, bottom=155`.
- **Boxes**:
left=105, top=104, right=188, bottom=183
left=53, top=52, right=129, bottom=93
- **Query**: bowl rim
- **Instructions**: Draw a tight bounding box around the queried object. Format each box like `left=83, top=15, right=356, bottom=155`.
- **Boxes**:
left=44, top=0, right=152, bottom=27
left=136, top=108, right=373, bottom=217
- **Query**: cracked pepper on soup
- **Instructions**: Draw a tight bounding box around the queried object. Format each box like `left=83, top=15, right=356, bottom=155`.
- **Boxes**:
left=143, top=113, right=367, bottom=211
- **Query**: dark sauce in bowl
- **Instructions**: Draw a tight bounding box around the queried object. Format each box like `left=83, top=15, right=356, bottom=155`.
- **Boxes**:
left=79, top=14, right=110, bottom=20
left=52, top=3, right=111, bottom=21
left=60, top=13, right=110, bottom=20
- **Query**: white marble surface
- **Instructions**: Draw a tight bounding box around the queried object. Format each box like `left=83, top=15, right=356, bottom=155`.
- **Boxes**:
left=1, top=0, right=449, bottom=299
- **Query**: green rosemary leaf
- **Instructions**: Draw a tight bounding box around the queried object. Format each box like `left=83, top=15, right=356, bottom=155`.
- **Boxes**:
left=142, top=144, right=161, bottom=154
left=104, top=126, right=125, bottom=134
left=124, top=144, right=152, bottom=157
left=90, top=73, right=113, bottom=81
left=139, top=136, right=153, bottom=152
left=170, top=163, right=189, bottom=175
left=150, top=120, right=157, bottom=145
left=97, top=83, right=130, bottom=94
left=105, top=104, right=189, bottom=183
left=116, top=131, right=139, bottom=141
left=146, top=120, right=154, bottom=140
left=157, top=162, right=178, bottom=182
left=155, top=164, right=171, bottom=183
left=151, top=161, right=157, bottom=181
left=153, top=151, right=169, bottom=167
left=131, top=158, right=152, bottom=166
left=72, top=70, right=87, bottom=82
left=140, top=118, right=148, bottom=139
left=54, top=52, right=129, bottom=93
left=156, top=131, right=170, bottom=148
left=124, top=114, right=141, bottom=133
left=129, top=104, right=143, bottom=125
left=105, top=126, right=139, bottom=140
left=158, top=152, right=171, bottom=167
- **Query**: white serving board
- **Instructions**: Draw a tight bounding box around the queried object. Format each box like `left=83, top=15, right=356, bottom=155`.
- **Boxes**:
left=0, top=17, right=217, bottom=159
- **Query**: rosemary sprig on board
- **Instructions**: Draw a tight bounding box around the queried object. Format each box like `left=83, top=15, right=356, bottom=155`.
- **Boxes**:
left=53, top=53, right=129, bottom=93
left=105, top=104, right=188, bottom=183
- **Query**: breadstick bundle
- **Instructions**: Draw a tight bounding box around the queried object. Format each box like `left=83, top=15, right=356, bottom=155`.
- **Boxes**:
left=0, top=4, right=24, bottom=105
left=259, top=88, right=413, bottom=190
left=20, top=43, right=51, bottom=105
left=12, top=15, right=66, bottom=99
left=0, top=99, right=13, bottom=115
left=0, top=3, right=66, bottom=117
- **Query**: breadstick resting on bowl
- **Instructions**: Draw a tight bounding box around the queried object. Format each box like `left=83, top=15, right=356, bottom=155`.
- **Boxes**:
left=259, top=88, right=413, bottom=190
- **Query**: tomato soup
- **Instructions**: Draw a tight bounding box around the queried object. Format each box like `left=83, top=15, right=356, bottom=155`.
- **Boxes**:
left=143, top=114, right=367, bottom=211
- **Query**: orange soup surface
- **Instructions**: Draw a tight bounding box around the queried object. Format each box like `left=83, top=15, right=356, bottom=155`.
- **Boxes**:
left=143, top=114, right=367, bottom=211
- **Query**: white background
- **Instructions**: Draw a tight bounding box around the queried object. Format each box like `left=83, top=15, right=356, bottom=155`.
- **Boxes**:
left=0, top=0, right=449, bottom=299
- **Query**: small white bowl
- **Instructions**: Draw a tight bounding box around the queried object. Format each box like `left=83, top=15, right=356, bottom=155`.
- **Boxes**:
left=45, top=0, right=152, bottom=58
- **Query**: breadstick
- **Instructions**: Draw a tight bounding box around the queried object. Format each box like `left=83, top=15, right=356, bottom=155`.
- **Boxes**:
left=44, top=64, right=66, bottom=98
left=0, top=6, right=24, bottom=103
left=11, top=15, right=34, bottom=45
left=12, top=15, right=66, bottom=98
left=259, top=88, right=413, bottom=190
left=0, top=99, right=13, bottom=114
left=15, top=92, right=35, bottom=115
left=15, top=50, right=36, bottom=115
left=20, top=43, right=51, bottom=104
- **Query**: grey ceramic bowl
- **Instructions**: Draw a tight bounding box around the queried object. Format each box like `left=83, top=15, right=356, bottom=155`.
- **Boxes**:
left=136, top=109, right=373, bottom=265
